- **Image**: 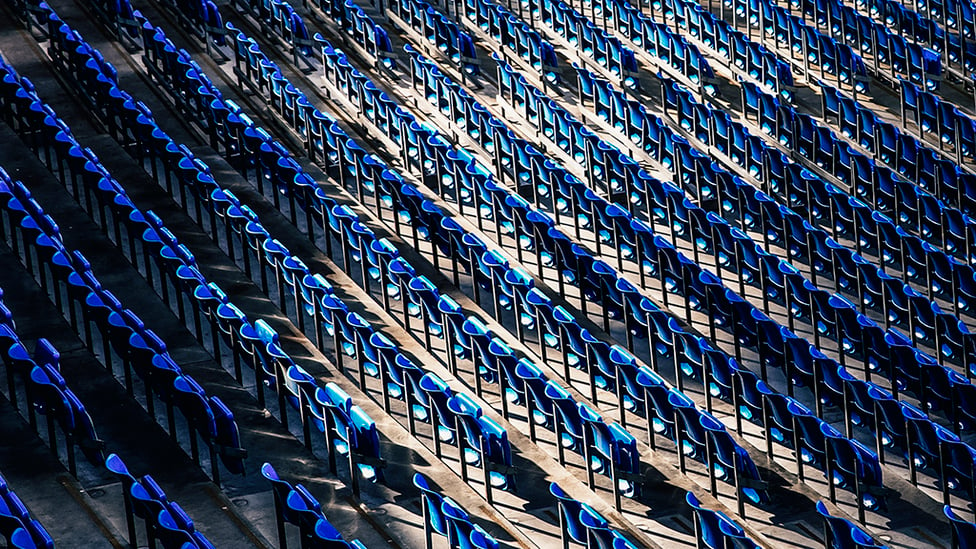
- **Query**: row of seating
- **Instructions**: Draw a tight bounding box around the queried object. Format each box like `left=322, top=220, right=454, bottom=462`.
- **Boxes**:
left=404, top=9, right=976, bottom=520
left=789, top=0, right=966, bottom=78
left=0, top=54, right=246, bottom=486
left=816, top=500, right=887, bottom=548
left=162, top=20, right=653, bottom=511
left=89, top=0, right=145, bottom=47
left=901, top=79, right=976, bottom=164
left=386, top=0, right=480, bottom=74
left=686, top=491, right=760, bottom=549
left=105, top=11, right=529, bottom=508
left=213, top=0, right=390, bottom=70
left=0, top=471, right=52, bottom=549
left=725, top=0, right=906, bottom=91
left=496, top=2, right=640, bottom=87
left=647, top=0, right=796, bottom=100
left=0, top=287, right=104, bottom=477
left=162, top=0, right=227, bottom=50
left=261, top=463, right=368, bottom=548
left=0, top=356, right=54, bottom=549
left=549, top=482, right=648, bottom=549
left=800, top=0, right=976, bottom=72
left=308, top=0, right=397, bottom=68
left=819, top=80, right=976, bottom=218
left=458, top=0, right=560, bottom=82
left=34, top=6, right=406, bottom=500
left=234, top=0, right=316, bottom=66
left=105, top=454, right=216, bottom=548
left=533, top=0, right=719, bottom=95
left=522, top=0, right=645, bottom=91
left=663, top=74, right=976, bottom=349
left=733, top=78, right=976, bottom=328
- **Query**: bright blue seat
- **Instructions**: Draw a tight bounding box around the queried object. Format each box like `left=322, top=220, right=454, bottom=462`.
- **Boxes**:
left=546, top=381, right=587, bottom=462
left=707, top=418, right=768, bottom=512
left=418, top=373, right=456, bottom=450
left=10, top=527, right=37, bottom=549
left=381, top=351, right=428, bottom=430
left=318, top=383, right=384, bottom=495
left=630, top=369, right=671, bottom=449
left=447, top=393, right=513, bottom=502
left=128, top=481, right=166, bottom=546
left=31, top=364, right=104, bottom=471
left=284, top=486, right=323, bottom=547
left=413, top=473, right=449, bottom=548
left=514, top=360, right=553, bottom=440
left=156, top=508, right=195, bottom=549
left=208, top=396, right=245, bottom=482
left=578, top=504, right=617, bottom=549
left=0, top=496, right=28, bottom=548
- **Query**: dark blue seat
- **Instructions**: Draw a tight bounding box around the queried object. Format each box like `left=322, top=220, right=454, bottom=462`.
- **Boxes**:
left=550, top=482, right=590, bottom=548
left=0, top=489, right=49, bottom=549
left=442, top=497, right=497, bottom=549
left=686, top=491, right=759, bottom=549
left=578, top=504, right=619, bottom=549
left=260, top=462, right=306, bottom=549
left=816, top=500, right=885, bottom=548
left=578, top=403, right=640, bottom=509
left=945, top=504, right=976, bottom=549
left=939, top=432, right=976, bottom=512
